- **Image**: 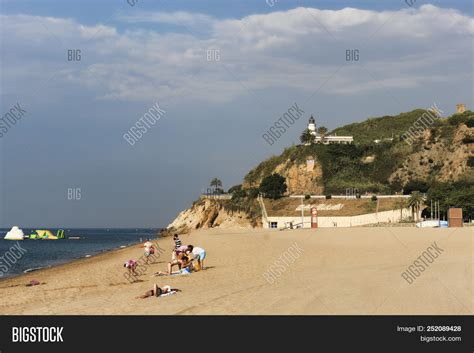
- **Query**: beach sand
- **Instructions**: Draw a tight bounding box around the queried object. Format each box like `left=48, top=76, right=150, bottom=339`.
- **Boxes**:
left=0, top=227, right=471, bottom=315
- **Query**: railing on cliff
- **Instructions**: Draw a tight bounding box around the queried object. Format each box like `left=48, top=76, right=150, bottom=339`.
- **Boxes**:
left=258, top=194, right=269, bottom=224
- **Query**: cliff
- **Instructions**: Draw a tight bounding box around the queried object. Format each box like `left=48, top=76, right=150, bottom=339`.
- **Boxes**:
left=165, top=198, right=256, bottom=234
left=166, top=109, right=473, bottom=232
left=244, top=110, right=473, bottom=194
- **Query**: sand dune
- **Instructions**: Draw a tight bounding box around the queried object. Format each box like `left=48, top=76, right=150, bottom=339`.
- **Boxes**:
left=0, top=227, right=471, bottom=315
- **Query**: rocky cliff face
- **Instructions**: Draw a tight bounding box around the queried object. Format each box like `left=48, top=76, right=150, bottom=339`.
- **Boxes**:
left=165, top=198, right=254, bottom=234
left=389, top=124, right=474, bottom=184
left=243, top=157, right=324, bottom=195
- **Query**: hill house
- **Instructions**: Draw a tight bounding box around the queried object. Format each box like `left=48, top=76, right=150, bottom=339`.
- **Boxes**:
left=307, top=116, right=353, bottom=144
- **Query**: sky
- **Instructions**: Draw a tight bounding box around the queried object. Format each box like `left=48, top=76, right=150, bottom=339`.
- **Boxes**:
left=0, top=0, right=472, bottom=228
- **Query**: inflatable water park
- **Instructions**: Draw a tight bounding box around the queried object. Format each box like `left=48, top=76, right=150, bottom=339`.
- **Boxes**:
left=4, top=226, right=65, bottom=240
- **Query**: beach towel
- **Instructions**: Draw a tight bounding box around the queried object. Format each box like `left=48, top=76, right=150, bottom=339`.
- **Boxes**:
left=159, top=290, right=179, bottom=297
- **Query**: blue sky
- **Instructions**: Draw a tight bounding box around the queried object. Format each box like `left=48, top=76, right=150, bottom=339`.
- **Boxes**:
left=0, top=0, right=472, bottom=227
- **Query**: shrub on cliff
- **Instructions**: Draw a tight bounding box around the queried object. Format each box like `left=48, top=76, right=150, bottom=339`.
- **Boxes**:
left=259, top=173, right=287, bottom=199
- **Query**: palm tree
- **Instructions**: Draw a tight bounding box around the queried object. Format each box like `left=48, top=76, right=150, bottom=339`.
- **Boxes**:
left=300, top=128, right=314, bottom=145
left=317, top=126, right=328, bottom=144
left=393, top=198, right=407, bottom=222
left=408, top=191, right=425, bottom=222
left=317, top=126, right=328, bottom=136
left=210, top=178, right=222, bottom=193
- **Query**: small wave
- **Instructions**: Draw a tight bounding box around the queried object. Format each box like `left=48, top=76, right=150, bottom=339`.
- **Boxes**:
left=23, top=266, right=50, bottom=273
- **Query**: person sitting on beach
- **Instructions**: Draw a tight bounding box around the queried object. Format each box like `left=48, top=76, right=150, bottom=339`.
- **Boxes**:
left=124, top=259, right=138, bottom=276
left=144, top=239, right=155, bottom=264
left=154, top=253, right=191, bottom=276
left=135, top=284, right=181, bottom=299
left=186, top=245, right=206, bottom=270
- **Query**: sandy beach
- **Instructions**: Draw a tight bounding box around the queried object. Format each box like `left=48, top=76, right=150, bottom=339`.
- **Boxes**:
left=0, top=227, right=471, bottom=315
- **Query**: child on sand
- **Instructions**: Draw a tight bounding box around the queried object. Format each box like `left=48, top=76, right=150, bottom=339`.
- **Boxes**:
left=144, top=239, right=155, bottom=264
left=173, top=234, right=182, bottom=249
left=124, top=259, right=138, bottom=276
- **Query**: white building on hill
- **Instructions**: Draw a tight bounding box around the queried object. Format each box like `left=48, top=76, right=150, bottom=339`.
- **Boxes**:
left=308, top=116, right=353, bottom=144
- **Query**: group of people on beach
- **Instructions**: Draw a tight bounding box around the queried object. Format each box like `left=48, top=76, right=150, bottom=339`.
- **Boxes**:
left=124, top=233, right=207, bottom=298
left=154, top=234, right=207, bottom=276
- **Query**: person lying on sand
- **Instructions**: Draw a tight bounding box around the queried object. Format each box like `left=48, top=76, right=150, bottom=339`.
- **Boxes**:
left=135, top=284, right=181, bottom=299
left=153, top=267, right=192, bottom=276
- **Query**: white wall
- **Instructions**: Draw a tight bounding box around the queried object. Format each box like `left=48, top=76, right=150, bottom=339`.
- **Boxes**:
left=265, top=208, right=412, bottom=229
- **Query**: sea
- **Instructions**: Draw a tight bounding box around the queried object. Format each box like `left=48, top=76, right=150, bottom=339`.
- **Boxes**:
left=0, top=228, right=160, bottom=279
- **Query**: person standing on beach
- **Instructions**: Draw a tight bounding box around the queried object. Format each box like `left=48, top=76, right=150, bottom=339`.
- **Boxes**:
left=144, top=239, right=155, bottom=264
left=173, top=234, right=182, bottom=249
left=186, top=245, right=206, bottom=270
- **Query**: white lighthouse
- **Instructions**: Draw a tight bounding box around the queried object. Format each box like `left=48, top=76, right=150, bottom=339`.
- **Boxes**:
left=308, top=115, right=316, bottom=136
left=305, top=116, right=354, bottom=144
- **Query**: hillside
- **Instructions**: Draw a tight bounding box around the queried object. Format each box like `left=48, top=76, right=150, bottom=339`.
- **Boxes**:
left=167, top=108, right=474, bottom=232
left=331, top=109, right=430, bottom=144
left=244, top=109, right=474, bottom=195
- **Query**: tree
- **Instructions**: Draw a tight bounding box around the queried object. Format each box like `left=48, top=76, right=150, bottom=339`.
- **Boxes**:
left=247, top=187, right=260, bottom=199
left=408, top=191, right=424, bottom=222
left=403, top=179, right=429, bottom=194
left=393, top=198, right=407, bottom=222
left=228, top=184, right=247, bottom=199
left=317, top=126, right=328, bottom=136
left=259, top=173, right=287, bottom=199
left=300, top=128, right=314, bottom=145
left=210, top=178, right=222, bottom=193
left=426, top=180, right=474, bottom=221
left=227, top=184, right=242, bottom=194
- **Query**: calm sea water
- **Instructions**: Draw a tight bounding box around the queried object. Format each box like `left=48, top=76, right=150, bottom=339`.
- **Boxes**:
left=0, top=228, right=160, bottom=279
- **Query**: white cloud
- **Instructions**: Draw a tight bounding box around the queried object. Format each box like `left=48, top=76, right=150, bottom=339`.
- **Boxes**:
left=1, top=5, right=472, bottom=103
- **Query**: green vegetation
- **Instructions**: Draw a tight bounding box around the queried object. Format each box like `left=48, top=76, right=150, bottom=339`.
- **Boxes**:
left=393, top=198, right=408, bottom=222
left=244, top=109, right=473, bottom=197
left=468, top=157, right=474, bottom=168
left=408, top=191, right=425, bottom=221
left=317, top=126, right=328, bottom=136
left=446, top=110, right=474, bottom=127
left=210, top=178, right=223, bottom=194
left=425, top=180, right=474, bottom=221
left=220, top=185, right=261, bottom=226
left=259, top=173, right=287, bottom=199
left=300, top=128, right=313, bottom=145
left=330, top=109, right=428, bottom=145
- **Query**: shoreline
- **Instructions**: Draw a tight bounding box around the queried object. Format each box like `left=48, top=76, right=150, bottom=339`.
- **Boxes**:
left=0, top=227, right=471, bottom=315
left=0, top=239, right=151, bottom=286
